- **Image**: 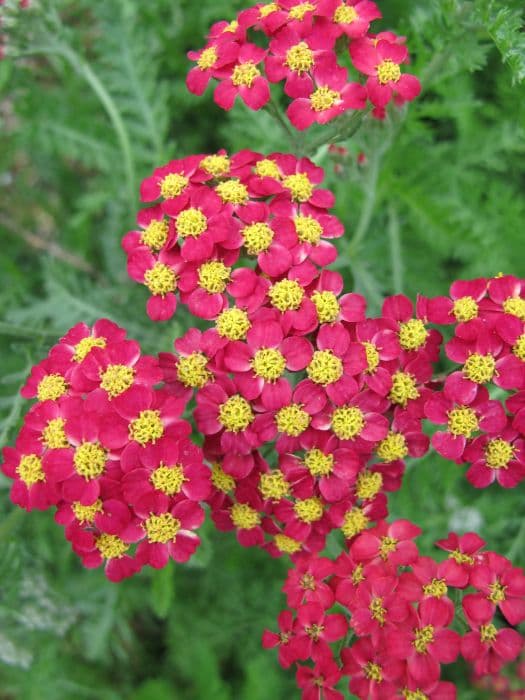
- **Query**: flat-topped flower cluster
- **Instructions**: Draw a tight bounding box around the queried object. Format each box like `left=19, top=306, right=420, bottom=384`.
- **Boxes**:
left=186, top=0, right=421, bottom=126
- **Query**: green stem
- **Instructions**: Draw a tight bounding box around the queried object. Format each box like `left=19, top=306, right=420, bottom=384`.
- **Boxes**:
left=306, top=107, right=370, bottom=158
left=349, top=146, right=381, bottom=254
left=265, top=97, right=299, bottom=150
left=507, top=518, right=525, bottom=562
left=387, top=204, right=403, bottom=293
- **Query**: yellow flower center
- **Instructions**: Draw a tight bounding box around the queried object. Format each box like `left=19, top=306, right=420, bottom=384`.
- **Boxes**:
left=485, top=438, right=514, bottom=469
left=251, top=348, right=286, bottom=381
left=17, top=454, right=45, bottom=486
left=197, top=261, right=231, bottom=293
left=294, top=497, right=324, bottom=523
left=480, top=623, right=498, bottom=644
left=289, top=2, right=315, bottom=20
left=223, top=20, right=239, bottom=33
left=259, top=470, right=289, bottom=500
left=211, top=462, right=236, bottom=493
left=230, top=502, right=260, bottom=529
left=73, top=336, right=106, bottom=362
left=160, top=173, right=188, bottom=199
left=398, top=319, right=428, bottom=351
left=488, top=580, right=506, bottom=603
left=144, top=513, right=181, bottom=543
left=283, top=173, right=313, bottom=202
left=311, top=291, right=339, bottom=323
left=275, top=404, right=310, bottom=436
left=307, top=350, right=343, bottom=385
left=513, top=333, right=525, bottom=361
left=37, top=374, right=68, bottom=402
left=140, top=220, right=169, bottom=251
left=176, top=208, right=207, bottom=238
left=200, top=153, right=230, bottom=176
left=369, top=597, right=387, bottom=624
left=376, top=432, right=408, bottom=462
left=403, top=691, right=428, bottom=700
left=254, top=158, right=281, bottom=179
left=96, top=534, right=129, bottom=559
left=310, top=86, right=340, bottom=112
left=74, top=442, right=106, bottom=479
left=305, top=623, right=325, bottom=641
left=232, top=61, right=260, bottom=87
left=331, top=406, right=365, bottom=440
left=274, top=534, right=302, bottom=554
left=304, top=448, right=334, bottom=477
left=334, top=5, right=358, bottom=23
left=242, top=222, right=274, bottom=254
left=150, top=464, right=186, bottom=495
left=42, top=417, right=69, bottom=449
left=377, top=59, right=401, bottom=85
left=218, top=394, right=254, bottom=432
left=285, top=42, right=314, bottom=74
left=364, top=662, right=383, bottom=683
left=352, top=563, right=365, bottom=585
left=269, top=279, right=304, bottom=311
left=379, top=536, right=398, bottom=559
left=362, top=341, right=380, bottom=373
left=463, top=353, right=496, bottom=384
left=197, top=46, right=217, bottom=70
left=422, top=578, right=448, bottom=598
left=294, top=215, right=323, bottom=244
left=388, top=371, right=419, bottom=407
left=177, top=352, right=211, bottom=388
left=453, top=296, right=479, bottom=322
left=447, top=406, right=479, bottom=437
left=356, top=470, right=383, bottom=500
left=216, top=308, right=251, bottom=340
left=413, top=625, right=435, bottom=654
left=144, top=262, right=177, bottom=296
left=129, top=410, right=164, bottom=446
left=215, top=178, right=249, bottom=205
left=100, top=364, right=135, bottom=398
left=503, top=296, right=525, bottom=320
left=449, top=549, right=474, bottom=565
left=72, top=499, right=103, bottom=524
left=342, top=507, right=369, bottom=538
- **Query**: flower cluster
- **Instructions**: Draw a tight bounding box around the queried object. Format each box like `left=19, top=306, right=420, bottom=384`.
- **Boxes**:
left=263, top=527, right=525, bottom=699
left=186, top=0, right=421, bottom=126
left=1, top=319, right=210, bottom=581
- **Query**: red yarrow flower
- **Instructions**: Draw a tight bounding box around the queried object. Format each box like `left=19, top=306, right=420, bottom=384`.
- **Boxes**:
left=317, top=0, right=382, bottom=40
left=283, top=554, right=335, bottom=609
left=288, top=602, right=347, bottom=662
left=351, top=519, right=421, bottom=567
left=214, top=43, right=270, bottom=111
left=186, top=41, right=239, bottom=96
left=463, top=422, right=525, bottom=489
left=341, top=637, right=404, bottom=700
left=434, top=532, right=486, bottom=589
left=461, top=608, right=524, bottom=677
left=296, top=657, right=344, bottom=700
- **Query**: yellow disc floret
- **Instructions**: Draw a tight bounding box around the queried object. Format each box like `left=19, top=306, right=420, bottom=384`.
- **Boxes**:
left=37, top=374, right=68, bottom=402
left=230, top=502, right=260, bottom=529
left=73, top=336, right=107, bottom=362
left=363, top=342, right=380, bottom=373
left=485, top=438, right=514, bottom=469
left=254, top=158, right=281, bottom=179
left=176, top=208, right=207, bottom=238
left=216, top=308, right=251, bottom=340
left=211, top=462, right=236, bottom=493
left=259, top=470, right=289, bottom=500
left=100, top=364, right=135, bottom=398
left=463, top=353, right=496, bottom=384
left=294, top=215, right=323, bottom=244
left=275, top=404, right=310, bottom=436
left=232, top=61, right=260, bottom=87
left=403, top=691, right=429, bottom=700
left=388, top=371, right=419, bottom=407
left=307, top=350, right=343, bottom=386
left=74, top=442, right=106, bottom=479
left=216, top=178, right=249, bottom=205
left=488, top=580, right=506, bottom=603
left=304, top=448, right=334, bottom=477
left=376, top=432, right=408, bottom=462
left=42, top=418, right=69, bottom=449
left=422, top=579, right=448, bottom=598
left=364, top=662, right=383, bottom=683
left=289, top=2, right=315, bottom=20
left=369, top=596, right=387, bottom=624
left=72, top=499, right=103, bottom=524
left=200, top=153, right=230, bottom=177
left=274, top=534, right=302, bottom=554
left=332, top=406, right=365, bottom=440
left=218, top=395, right=254, bottom=432
left=141, top=219, right=169, bottom=251
left=310, top=86, right=340, bottom=112
left=242, top=222, right=274, bottom=254
left=513, top=334, right=525, bottom=361
left=447, top=406, right=479, bottom=437
left=197, top=261, right=231, bottom=293
left=17, top=454, right=45, bottom=486
left=144, top=262, right=177, bottom=296
left=177, top=352, right=211, bottom=388
left=150, top=463, right=186, bottom=495
left=379, top=536, right=398, bottom=559
left=503, top=296, right=525, bottom=320
left=356, top=470, right=383, bottom=500
left=283, top=173, right=313, bottom=202
left=269, top=279, right=304, bottom=311
left=334, top=5, right=358, bottom=23
left=453, top=296, right=478, bottom=322
left=129, top=410, right=164, bottom=445
left=294, top=497, right=324, bottom=523
left=197, top=46, right=217, bottom=70
left=252, top=348, right=286, bottom=381
left=285, top=42, right=314, bottom=74
left=413, top=625, right=435, bottom=653
left=398, top=319, right=428, bottom=351
left=96, top=534, right=129, bottom=559
left=342, top=507, right=368, bottom=539
left=480, top=623, right=498, bottom=644
left=160, top=173, right=188, bottom=199
left=377, top=59, right=401, bottom=85
left=311, top=291, right=340, bottom=323
left=145, top=513, right=181, bottom=543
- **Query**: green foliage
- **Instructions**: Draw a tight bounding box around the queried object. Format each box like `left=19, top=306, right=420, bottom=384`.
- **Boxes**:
left=0, top=0, right=524, bottom=698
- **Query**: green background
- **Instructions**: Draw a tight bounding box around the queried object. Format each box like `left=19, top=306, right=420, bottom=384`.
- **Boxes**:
left=0, top=1, right=524, bottom=698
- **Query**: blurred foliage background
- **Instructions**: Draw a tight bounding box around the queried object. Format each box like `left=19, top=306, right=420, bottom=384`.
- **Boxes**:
left=0, top=0, right=524, bottom=698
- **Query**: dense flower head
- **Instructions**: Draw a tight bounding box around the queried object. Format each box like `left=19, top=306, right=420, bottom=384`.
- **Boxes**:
left=186, top=0, right=420, bottom=126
